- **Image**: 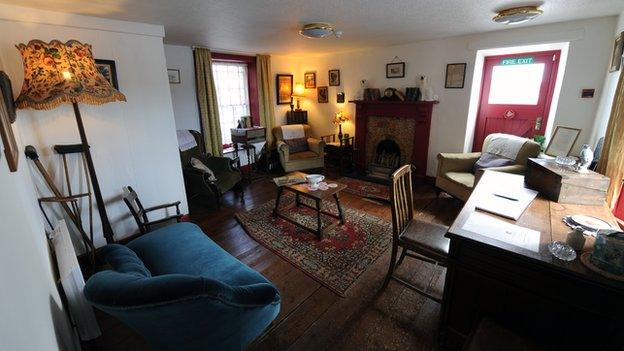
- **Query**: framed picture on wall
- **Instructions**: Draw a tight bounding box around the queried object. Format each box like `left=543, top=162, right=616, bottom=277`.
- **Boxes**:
left=544, top=126, right=582, bottom=157
left=609, top=32, right=624, bottom=72
left=95, top=59, right=119, bottom=89
left=304, top=72, right=316, bottom=89
left=329, top=69, right=340, bottom=86
left=386, top=62, right=405, bottom=78
left=276, top=74, right=293, bottom=105
left=317, top=86, right=328, bottom=103
left=445, top=63, right=467, bottom=89
left=167, top=69, right=181, bottom=84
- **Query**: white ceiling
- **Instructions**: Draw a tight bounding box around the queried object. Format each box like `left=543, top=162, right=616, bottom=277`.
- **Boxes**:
left=1, top=0, right=623, bottom=55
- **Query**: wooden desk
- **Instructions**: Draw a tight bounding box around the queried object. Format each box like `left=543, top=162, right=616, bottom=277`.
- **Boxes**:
left=440, top=171, right=624, bottom=350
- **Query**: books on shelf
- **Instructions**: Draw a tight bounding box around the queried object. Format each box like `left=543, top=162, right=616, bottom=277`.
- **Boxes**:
left=273, top=175, right=306, bottom=187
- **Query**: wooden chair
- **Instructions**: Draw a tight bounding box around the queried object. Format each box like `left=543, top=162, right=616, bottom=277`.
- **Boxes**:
left=383, top=164, right=450, bottom=302
left=123, top=186, right=183, bottom=234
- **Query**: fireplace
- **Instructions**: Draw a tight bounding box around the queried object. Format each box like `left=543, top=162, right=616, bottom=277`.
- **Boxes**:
left=350, top=100, right=436, bottom=178
left=369, top=137, right=401, bottom=180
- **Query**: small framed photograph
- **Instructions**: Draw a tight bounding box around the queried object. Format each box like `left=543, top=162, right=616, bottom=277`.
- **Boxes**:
left=317, top=86, right=328, bottom=103
left=609, top=32, right=623, bottom=72
left=545, top=126, right=582, bottom=157
left=329, top=69, right=340, bottom=86
left=167, top=69, right=181, bottom=84
left=336, top=92, right=345, bottom=103
left=0, top=72, right=16, bottom=123
left=304, top=72, right=316, bottom=89
left=386, top=62, right=405, bottom=78
left=445, top=63, right=467, bottom=89
left=276, top=74, right=293, bottom=105
left=95, top=59, right=119, bottom=89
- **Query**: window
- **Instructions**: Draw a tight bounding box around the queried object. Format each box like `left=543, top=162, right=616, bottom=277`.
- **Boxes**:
left=212, top=61, right=250, bottom=146
left=488, top=63, right=545, bottom=105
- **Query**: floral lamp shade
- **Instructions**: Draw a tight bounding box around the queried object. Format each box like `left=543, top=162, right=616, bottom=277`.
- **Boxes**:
left=15, top=39, right=126, bottom=110
left=332, top=111, right=350, bottom=125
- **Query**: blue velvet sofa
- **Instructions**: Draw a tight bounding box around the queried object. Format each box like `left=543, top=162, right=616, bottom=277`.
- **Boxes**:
left=84, top=222, right=281, bottom=351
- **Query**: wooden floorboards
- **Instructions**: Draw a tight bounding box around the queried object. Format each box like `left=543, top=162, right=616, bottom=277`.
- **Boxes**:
left=85, top=175, right=462, bottom=351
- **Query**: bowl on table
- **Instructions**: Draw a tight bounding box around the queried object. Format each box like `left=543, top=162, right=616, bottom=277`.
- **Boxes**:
left=305, top=174, right=325, bottom=190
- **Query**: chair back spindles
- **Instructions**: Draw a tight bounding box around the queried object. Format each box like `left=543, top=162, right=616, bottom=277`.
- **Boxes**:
left=391, top=165, right=414, bottom=238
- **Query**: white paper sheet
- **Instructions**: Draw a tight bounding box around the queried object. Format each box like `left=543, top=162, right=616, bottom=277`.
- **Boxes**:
left=475, top=186, right=538, bottom=220
left=462, top=212, right=541, bottom=252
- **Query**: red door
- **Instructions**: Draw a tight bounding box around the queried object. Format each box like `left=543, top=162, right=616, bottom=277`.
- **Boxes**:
left=473, top=50, right=560, bottom=151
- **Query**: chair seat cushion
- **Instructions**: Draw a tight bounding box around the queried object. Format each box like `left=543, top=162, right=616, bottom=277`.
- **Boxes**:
left=400, top=220, right=450, bottom=261
left=290, top=150, right=319, bottom=160
left=445, top=171, right=475, bottom=189
left=127, top=222, right=271, bottom=287
left=284, top=137, right=308, bottom=153
left=212, top=169, right=242, bottom=193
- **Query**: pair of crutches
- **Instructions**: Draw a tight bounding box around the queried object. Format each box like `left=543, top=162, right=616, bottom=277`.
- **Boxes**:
left=26, top=144, right=96, bottom=268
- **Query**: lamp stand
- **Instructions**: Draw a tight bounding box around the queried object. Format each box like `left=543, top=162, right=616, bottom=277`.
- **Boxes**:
left=338, top=124, right=343, bottom=141
left=72, top=102, right=115, bottom=244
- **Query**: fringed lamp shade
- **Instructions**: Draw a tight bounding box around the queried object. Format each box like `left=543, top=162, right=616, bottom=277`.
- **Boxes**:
left=15, top=39, right=126, bottom=110
left=332, top=111, right=350, bottom=125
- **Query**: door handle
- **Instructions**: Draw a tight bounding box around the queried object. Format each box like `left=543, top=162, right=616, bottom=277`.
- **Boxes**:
left=535, top=117, right=542, bottom=131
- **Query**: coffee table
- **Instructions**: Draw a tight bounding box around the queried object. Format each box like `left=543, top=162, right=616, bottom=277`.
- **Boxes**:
left=273, top=172, right=347, bottom=240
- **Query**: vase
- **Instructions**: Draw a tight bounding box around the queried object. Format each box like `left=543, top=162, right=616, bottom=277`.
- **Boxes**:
left=577, top=144, right=593, bottom=173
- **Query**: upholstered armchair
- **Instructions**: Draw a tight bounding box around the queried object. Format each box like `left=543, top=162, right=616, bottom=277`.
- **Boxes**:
left=272, top=124, right=325, bottom=172
left=436, top=133, right=540, bottom=201
left=179, top=130, right=243, bottom=206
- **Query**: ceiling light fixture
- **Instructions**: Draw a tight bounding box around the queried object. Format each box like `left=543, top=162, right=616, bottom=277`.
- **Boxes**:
left=493, top=6, right=543, bottom=25
left=299, top=23, right=342, bottom=39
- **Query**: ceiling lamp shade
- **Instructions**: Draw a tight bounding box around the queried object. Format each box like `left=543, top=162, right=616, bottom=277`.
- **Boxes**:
left=15, top=39, right=125, bottom=110
left=493, top=6, right=543, bottom=25
left=299, top=23, right=343, bottom=39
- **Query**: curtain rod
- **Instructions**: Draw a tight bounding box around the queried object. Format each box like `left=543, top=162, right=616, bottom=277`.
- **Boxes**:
left=191, top=45, right=261, bottom=56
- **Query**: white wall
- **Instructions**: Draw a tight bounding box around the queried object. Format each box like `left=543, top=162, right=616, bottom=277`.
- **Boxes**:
left=164, top=44, right=201, bottom=131
left=590, top=12, right=624, bottom=146
left=0, top=3, right=188, bottom=249
left=271, top=16, right=617, bottom=176
left=0, top=103, right=76, bottom=350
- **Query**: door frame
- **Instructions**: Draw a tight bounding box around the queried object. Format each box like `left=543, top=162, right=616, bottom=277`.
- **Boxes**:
left=472, top=50, right=561, bottom=151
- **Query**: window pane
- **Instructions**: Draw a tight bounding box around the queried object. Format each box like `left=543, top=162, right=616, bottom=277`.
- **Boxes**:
left=212, top=61, right=250, bottom=145
left=488, top=63, right=545, bottom=105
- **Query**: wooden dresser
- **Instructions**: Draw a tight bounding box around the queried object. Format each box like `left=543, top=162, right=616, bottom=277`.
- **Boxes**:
left=440, top=171, right=624, bottom=350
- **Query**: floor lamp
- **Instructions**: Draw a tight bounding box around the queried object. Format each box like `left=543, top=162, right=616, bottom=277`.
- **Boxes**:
left=15, top=39, right=126, bottom=244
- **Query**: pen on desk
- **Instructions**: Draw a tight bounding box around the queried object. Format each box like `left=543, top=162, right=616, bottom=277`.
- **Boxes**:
left=494, top=193, right=519, bottom=201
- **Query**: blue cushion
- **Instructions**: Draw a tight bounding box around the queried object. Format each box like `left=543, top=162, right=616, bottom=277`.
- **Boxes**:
left=100, top=244, right=151, bottom=277
left=127, top=222, right=271, bottom=288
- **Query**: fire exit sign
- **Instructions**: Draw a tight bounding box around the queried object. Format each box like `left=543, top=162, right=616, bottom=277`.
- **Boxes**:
left=501, top=57, right=534, bottom=65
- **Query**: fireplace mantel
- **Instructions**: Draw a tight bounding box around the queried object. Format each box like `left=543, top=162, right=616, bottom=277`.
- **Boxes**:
left=349, top=100, right=437, bottom=177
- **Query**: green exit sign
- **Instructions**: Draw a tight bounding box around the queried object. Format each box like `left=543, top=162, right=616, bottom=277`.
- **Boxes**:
left=501, top=57, right=534, bottom=65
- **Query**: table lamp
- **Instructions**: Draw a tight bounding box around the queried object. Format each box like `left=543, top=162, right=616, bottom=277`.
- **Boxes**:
left=15, top=39, right=126, bottom=244
left=332, top=111, right=350, bottom=140
left=291, top=83, right=305, bottom=111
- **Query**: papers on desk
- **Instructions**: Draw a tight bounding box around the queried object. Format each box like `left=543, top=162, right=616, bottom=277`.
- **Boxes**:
left=475, top=186, right=538, bottom=220
left=462, top=212, right=541, bottom=252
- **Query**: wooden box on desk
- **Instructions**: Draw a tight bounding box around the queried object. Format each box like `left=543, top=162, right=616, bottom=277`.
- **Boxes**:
left=525, top=158, right=610, bottom=205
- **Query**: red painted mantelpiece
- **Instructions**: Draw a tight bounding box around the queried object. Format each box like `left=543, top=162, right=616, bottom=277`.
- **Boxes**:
left=349, top=100, right=437, bottom=176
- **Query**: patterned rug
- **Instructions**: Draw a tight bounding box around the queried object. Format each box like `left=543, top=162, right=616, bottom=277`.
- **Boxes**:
left=338, top=177, right=391, bottom=202
left=235, top=194, right=392, bottom=296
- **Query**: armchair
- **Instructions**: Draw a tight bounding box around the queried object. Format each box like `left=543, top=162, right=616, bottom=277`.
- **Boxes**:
left=436, top=133, right=540, bottom=201
left=123, top=185, right=182, bottom=234
left=272, top=124, right=326, bottom=172
left=179, top=130, right=243, bottom=207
